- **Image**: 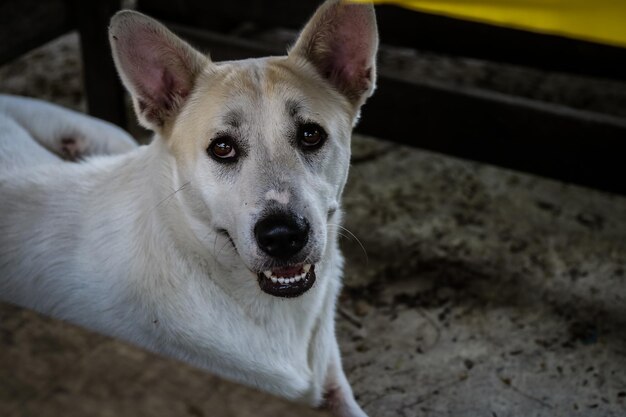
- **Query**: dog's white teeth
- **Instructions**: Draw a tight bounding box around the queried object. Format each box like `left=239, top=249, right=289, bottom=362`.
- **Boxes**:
left=263, top=265, right=313, bottom=285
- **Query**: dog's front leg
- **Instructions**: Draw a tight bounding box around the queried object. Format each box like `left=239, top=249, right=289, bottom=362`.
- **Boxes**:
left=322, top=343, right=368, bottom=417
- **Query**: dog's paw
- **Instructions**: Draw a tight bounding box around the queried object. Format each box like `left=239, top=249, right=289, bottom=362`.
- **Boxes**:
left=59, top=136, right=87, bottom=161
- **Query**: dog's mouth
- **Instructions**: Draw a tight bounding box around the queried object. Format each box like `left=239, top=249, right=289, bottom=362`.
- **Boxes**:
left=257, top=264, right=316, bottom=298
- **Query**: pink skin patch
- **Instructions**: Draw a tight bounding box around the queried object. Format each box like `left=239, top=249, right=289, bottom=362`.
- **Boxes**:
left=323, top=385, right=348, bottom=414
left=60, top=137, right=85, bottom=161
left=271, top=264, right=305, bottom=277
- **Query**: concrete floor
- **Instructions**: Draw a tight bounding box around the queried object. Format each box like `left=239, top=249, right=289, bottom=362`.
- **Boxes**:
left=340, top=136, right=626, bottom=416
left=1, top=33, right=625, bottom=417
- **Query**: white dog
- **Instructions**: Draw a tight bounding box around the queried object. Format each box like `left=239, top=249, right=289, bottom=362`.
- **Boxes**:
left=0, top=1, right=378, bottom=415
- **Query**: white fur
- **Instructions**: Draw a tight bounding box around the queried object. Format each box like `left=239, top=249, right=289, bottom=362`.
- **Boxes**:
left=0, top=2, right=376, bottom=416
left=0, top=95, right=354, bottom=408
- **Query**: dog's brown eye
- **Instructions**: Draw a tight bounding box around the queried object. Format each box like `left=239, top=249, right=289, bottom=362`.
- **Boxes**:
left=298, top=123, right=327, bottom=150
left=209, top=136, right=238, bottom=162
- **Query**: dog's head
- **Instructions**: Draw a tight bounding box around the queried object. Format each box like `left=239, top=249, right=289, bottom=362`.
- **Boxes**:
left=109, top=0, right=378, bottom=298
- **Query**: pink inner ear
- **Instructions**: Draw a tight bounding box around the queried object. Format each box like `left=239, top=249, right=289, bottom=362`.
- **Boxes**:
left=322, top=4, right=376, bottom=96
left=117, top=25, right=191, bottom=111
left=140, top=66, right=170, bottom=104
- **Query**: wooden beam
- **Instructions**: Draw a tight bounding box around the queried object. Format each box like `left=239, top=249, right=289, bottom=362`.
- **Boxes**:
left=0, top=303, right=330, bottom=417
left=72, top=0, right=127, bottom=128
left=138, top=0, right=319, bottom=33
left=358, top=77, right=626, bottom=194
left=168, top=23, right=285, bottom=60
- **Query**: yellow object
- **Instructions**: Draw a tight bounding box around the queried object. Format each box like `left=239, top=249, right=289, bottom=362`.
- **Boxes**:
left=349, top=0, right=626, bottom=48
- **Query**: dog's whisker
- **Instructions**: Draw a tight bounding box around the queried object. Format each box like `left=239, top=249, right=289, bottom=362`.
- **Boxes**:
left=216, top=236, right=236, bottom=259
left=212, top=231, right=220, bottom=255
left=329, top=228, right=350, bottom=238
left=327, top=226, right=351, bottom=240
left=332, top=231, right=352, bottom=241
left=327, top=223, right=369, bottom=265
left=152, top=181, right=191, bottom=211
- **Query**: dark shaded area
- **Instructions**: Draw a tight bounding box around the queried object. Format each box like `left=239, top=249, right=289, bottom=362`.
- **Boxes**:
left=72, top=0, right=127, bottom=128
left=3, top=0, right=625, bottom=193
left=140, top=0, right=626, bottom=81
left=375, top=6, right=626, bottom=81
left=0, top=0, right=125, bottom=126
left=139, top=0, right=626, bottom=195
left=0, top=0, right=73, bottom=65
left=359, top=77, right=626, bottom=195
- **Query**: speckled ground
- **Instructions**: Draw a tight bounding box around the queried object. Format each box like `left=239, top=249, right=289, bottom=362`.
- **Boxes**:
left=1, top=31, right=625, bottom=417
left=340, top=136, right=626, bottom=417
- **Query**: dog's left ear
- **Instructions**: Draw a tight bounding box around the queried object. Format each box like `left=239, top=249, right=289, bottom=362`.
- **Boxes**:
left=289, top=0, right=378, bottom=108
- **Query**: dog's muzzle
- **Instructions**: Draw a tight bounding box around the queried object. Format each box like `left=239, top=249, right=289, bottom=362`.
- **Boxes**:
left=254, top=211, right=316, bottom=297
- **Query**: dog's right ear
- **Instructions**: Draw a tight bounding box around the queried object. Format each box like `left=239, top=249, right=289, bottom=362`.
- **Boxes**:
left=289, top=0, right=378, bottom=109
left=109, top=11, right=207, bottom=131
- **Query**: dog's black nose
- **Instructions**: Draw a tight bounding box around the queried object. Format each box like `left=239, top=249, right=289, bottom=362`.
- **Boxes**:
left=254, top=212, right=310, bottom=259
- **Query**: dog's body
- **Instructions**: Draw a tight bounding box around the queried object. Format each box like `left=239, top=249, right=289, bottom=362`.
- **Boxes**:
left=0, top=101, right=343, bottom=401
left=0, top=2, right=377, bottom=415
